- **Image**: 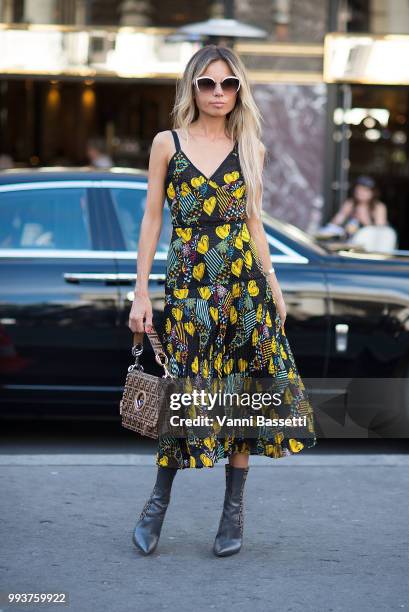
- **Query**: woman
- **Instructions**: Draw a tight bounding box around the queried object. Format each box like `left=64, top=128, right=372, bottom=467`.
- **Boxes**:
left=128, top=44, right=317, bottom=557
left=329, top=175, right=388, bottom=239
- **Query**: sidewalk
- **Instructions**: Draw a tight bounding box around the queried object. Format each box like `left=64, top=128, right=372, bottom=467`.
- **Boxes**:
left=1, top=454, right=408, bottom=612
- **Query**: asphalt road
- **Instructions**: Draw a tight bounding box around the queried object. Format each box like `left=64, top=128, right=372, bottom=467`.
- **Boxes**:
left=0, top=422, right=408, bottom=612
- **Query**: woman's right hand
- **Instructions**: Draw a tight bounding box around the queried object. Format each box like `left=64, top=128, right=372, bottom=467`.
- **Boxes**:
left=128, top=292, right=153, bottom=333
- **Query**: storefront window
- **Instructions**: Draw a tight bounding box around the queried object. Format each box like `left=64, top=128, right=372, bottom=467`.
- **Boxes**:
left=0, top=0, right=210, bottom=27
left=346, top=0, right=409, bottom=34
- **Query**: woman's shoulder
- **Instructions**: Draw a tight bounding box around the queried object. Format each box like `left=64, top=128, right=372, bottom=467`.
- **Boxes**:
left=374, top=200, right=387, bottom=209
left=153, top=130, right=175, bottom=146
left=151, top=130, right=177, bottom=164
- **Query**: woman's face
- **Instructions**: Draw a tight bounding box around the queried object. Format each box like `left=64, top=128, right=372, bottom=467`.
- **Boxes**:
left=354, top=184, right=373, bottom=202
left=193, top=59, right=239, bottom=119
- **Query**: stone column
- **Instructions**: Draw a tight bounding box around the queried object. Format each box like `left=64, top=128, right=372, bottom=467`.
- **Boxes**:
left=274, top=0, right=290, bottom=41
left=274, top=0, right=290, bottom=24
left=0, top=0, right=15, bottom=22
left=74, top=0, right=86, bottom=25
left=23, top=0, right=56, bottom=24
left=371, top=0, right=409, bottom=34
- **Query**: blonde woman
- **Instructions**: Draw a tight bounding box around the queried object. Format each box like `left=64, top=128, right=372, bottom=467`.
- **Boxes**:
left=128, top=44, right=316, bottom=557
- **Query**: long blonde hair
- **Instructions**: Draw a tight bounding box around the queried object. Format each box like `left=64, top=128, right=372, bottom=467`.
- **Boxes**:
left=170, top=44, right=265, bottom=218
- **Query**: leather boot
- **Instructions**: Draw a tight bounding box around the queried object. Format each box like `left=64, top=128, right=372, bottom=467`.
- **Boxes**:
left=133, top=466, right=178, bottom=555
left=213, top=463, right=249, bottom=557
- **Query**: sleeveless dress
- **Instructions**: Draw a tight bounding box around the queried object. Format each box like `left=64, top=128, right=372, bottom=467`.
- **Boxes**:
left=155, top=129, right=317, bottom=469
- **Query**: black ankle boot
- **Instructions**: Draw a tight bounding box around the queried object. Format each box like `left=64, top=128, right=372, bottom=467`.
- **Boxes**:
left=213, top=464, right=249, bottom=557
left=133, top=466, right=178, bottom=555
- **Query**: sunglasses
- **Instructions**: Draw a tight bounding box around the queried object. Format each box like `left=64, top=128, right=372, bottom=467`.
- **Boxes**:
left=194, top=76, right=241, bottom=94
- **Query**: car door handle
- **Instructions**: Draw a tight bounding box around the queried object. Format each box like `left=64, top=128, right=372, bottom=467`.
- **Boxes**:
left=335, top=323, right=349, bottom=352
left=109, top=273, right=167, bottom=285
left=64, top=273, right=119, bottom=284
left=63, top=272, right=167, bottom=285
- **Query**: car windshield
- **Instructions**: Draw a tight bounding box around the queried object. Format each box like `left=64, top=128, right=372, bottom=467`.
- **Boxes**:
left=262, top=212, right=330, bottom=256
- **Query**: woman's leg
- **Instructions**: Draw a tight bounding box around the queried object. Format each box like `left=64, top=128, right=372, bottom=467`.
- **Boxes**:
left=133, top=465, right=178, bottom=555
left=214, top=453, right=249, bottom=556
left=228, top=451, right=249, bottom=468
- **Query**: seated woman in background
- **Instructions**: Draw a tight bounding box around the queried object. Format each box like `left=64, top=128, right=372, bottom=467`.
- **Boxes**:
left=330, top=175, right=388, bottom=239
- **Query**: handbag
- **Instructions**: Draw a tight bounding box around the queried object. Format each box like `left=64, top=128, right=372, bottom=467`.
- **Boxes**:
left=119, top=324, right=175, bottom=439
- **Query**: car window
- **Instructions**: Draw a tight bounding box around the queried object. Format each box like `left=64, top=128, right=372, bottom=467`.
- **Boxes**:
left=110, top=187, right=172, bottom=253
left=263, top=227, right=288, bottom=256
left=0, top=187, right=91, bottom=250
left=262, top=213, right=328, bottom=256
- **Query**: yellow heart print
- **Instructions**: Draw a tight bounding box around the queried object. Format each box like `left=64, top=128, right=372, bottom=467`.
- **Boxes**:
left=198, top=286, right=211, bottom=300
left=176, top=227, right=192, bottom=242
left=167, top=182, right=175, bottom=199
left=210, top=306, right=219, bottom=322
left=223, top=171, right=240, bottom=184
left=197, top=235, right=209, bottom=254
left=172, top=307, right=183, bottom=321
left=244, top=249, right=253, bottom=269
left=173, top=288, right=188, bottom=299
left=191, top=176, right=206, bottom=188
left=241, top=224, right=250, bottom=242
left=215, top=224, right=230, bottom=239
left=193, top=262, right=205, bottom=281
left=231, top=258, right=243, bottom=277
left=203, top=197, right=216, bottom=215
left=248, top=279, right=259, bottom=296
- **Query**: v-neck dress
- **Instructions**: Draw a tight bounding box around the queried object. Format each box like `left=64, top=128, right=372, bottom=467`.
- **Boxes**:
left=155, top=129, right=317, bottom=469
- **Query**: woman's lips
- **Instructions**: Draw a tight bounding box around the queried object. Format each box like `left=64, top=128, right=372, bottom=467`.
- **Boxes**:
left=211, top=102, right=224, bottom=107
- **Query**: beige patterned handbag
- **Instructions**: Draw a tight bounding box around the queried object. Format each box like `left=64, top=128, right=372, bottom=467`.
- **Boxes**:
left=119, top=325, right=174, bottom=439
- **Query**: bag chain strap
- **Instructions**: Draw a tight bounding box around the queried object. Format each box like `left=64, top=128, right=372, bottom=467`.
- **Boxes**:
left=131, top=326, right=173, bottom=379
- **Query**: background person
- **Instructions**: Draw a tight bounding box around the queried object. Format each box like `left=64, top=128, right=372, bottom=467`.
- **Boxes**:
left=329, top=175, right=388, bottom=239
left=86, top=139, right=113, bottom=168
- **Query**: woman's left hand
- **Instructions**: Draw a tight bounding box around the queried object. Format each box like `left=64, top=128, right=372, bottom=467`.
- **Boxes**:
left=269, top=280, right=287, bottom=328
left=276, top=294, right=287, bottom=329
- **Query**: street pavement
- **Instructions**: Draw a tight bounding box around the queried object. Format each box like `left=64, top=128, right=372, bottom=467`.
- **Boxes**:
left=1, top=450, right=409, bottom=612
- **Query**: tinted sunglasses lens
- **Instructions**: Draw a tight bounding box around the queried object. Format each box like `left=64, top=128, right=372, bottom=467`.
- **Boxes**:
left=197, top=78, right=215, bottom=92
left=222, top=78, right=240, bottom=93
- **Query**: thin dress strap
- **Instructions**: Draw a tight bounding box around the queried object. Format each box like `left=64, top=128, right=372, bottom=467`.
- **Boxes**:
left=171, top=130, right=181, bottom=153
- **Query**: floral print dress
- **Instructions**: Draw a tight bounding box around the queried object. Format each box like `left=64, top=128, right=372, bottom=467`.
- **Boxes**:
left=155, top=129, right=316, bottom=469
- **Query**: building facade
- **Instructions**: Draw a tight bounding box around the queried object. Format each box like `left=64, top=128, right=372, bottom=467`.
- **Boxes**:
left=1, top=0, right=409, bottom=246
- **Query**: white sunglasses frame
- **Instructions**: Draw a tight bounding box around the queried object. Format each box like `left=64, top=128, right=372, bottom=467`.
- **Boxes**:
left=193, top=76, right=241, bottom=94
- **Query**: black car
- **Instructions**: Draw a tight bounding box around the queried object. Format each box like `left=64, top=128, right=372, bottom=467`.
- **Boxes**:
left=1, top=168, right=408, bottom=434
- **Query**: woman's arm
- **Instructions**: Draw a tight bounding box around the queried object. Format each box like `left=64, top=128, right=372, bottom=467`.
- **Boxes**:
left=373, top=201, right=388, bottom=226
left=245, top=141, right=287, bottom=328
left=128, top=131, right=169, bottom=333
left=330, top=199, right=353, bottom=225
